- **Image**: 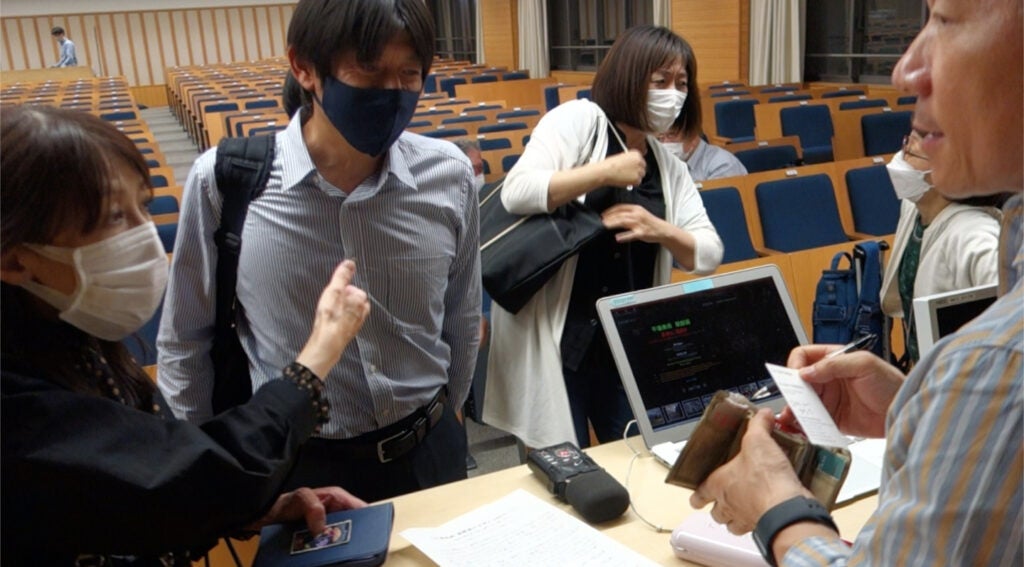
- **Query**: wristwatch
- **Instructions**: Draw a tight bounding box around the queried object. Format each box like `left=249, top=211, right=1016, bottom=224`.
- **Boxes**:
left=752, top=496, right=838, bottom=566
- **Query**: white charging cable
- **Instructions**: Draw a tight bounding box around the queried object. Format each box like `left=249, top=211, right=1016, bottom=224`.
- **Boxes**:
left=620, top=419, right=669, bottom=533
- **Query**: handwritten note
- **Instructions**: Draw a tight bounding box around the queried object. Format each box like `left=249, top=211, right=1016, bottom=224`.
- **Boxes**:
left=764, top=363, right=850, bottom=448
left=401, top=490, right=658, bottom=567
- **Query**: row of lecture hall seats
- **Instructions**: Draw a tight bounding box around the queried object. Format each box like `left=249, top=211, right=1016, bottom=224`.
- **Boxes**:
left=425, top=66, right=532, bottom=97
left=0, top=76, right=179, bottom=179
left=165, top=58, right=289, bottom=151
left=674, top=154, right=899, bottom=337
left=171, top=57, right=527, bottom=151
left=704, top=82, right=916, bottom=165
left=170, top=57, right=548, bottom=185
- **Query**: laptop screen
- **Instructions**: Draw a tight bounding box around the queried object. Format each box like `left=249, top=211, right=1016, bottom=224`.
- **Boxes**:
left=913, top=284, right=998, bottom=357
left=598, top=265, right=807, bottom=448
left=608, top=276, right=800, bottom=433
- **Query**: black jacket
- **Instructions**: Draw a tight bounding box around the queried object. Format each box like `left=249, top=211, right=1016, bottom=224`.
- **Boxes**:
left=1, top=364, right=316, bottom=565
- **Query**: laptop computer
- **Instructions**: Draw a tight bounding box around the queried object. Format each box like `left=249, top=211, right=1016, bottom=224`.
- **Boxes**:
left=597, top=264, right=886, bottom=505
left=913, top=283, right=997, bottom=357
left=596, top=265, right=802, bottom=467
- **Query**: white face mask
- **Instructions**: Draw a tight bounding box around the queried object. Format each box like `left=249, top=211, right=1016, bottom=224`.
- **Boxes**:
left=21, top=222, right=169, bottom=341
left=886, top=150, right=932, bottom=203
left=662, top=142, right=685, bottom=161
left=646, top=89, right=687, bottom=134
left=474, top=173, right=486, bottom=191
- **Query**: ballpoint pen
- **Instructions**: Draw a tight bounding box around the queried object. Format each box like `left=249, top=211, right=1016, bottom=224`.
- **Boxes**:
left=750, top=333, right=879, bottom=401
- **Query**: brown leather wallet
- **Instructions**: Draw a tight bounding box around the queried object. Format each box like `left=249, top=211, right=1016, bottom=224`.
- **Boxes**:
left=664, top=390, right=851, bottom=510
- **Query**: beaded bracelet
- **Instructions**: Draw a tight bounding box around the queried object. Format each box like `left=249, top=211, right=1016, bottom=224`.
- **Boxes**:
left=283, top=362, right=330, bottom=433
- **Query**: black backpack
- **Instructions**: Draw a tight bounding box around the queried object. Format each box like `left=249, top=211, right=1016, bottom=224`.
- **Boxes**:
left=210, top=135, right=275, bottom=414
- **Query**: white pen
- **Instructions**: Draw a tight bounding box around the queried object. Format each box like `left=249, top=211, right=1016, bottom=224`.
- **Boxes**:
left=750, top=333, right=879, bottom=401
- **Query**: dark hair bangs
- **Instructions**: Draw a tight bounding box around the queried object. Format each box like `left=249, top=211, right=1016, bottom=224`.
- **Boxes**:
left=289, top=0, right=434, bottom=82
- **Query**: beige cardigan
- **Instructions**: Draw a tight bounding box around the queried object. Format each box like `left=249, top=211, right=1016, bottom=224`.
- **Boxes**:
left=881, top=199, right=1001, bottom=325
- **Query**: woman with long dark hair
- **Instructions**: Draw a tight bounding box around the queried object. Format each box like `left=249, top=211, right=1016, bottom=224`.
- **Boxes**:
left=484, top=26, right=723, bottom=449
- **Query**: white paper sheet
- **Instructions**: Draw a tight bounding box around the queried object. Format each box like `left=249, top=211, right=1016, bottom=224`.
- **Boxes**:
left=764, top=363, right=851, bottom=448
left=400, top=489, right=659, bottom=567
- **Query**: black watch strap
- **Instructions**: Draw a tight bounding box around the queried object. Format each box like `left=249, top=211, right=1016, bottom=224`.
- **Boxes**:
left=752, top=496, right=838, bottom=566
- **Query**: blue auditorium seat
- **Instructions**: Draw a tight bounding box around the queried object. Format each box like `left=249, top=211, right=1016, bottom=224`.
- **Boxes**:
left=780, top=105, right=834, bottom=164
left=442, top=115, right=486, bottom=126
left=478, top=122, right=528, bottom=134
left=768, top=94, right=812, bottom=103
left=148, top=195, right=179, bottom=215
left=838, top=99, right=887, bottom=110
left=156, top=223, right=177, bottom=253
left=733, top=145, right=800, bottom=173
left=439, top=77, right=467, bottom=98
left=700, top=187, right=759, bottom=263
left=424, top=74, right=438, bottom=93
left=244, top=98, right=279, bottom=110
left=500, top=154, right=521, bottom=173
left=756, top=174, right=848, bottom=252
left=100, top=110, right=138, bottom=121
left=479, top=137, right=512, bottom=151
left=845, top=165, right=901, bottom=236
left=714, top=99, right=758, bottom=142
left=710, top=90, right=751, bottom=97
left=543, top=85, right=562, bottom=111
left=496, top=109, right=541, bottom=120
left=861, top=111, right=913, bottom=156
left=821, top=89, right=865, bottom=99
left=420, top=128, right=468, bottom=139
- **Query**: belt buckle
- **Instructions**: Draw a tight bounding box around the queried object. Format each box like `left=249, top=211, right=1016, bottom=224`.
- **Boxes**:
left=376, top=430, right=407, bottom=464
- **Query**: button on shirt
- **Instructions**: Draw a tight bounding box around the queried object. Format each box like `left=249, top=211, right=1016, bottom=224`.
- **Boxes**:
left=157, top=113, right=481, bottom=438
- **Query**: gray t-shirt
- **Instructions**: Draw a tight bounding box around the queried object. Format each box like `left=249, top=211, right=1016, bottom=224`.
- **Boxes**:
left=685, top=139, right=747, bottom=182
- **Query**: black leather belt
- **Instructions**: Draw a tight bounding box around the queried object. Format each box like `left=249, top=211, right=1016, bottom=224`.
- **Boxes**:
left=334, top=389, right=447, bottom=464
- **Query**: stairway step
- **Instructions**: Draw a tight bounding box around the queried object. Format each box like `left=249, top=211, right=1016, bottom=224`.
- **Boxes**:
left=160, top=140, right=199, bottom=153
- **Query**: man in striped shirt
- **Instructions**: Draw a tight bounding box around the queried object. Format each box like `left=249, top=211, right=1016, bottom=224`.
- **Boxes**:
left=689, top=1, right=1023, bottom=565
left=50, top=27, right=77, bottom=68
left=158, top=0, right=481, bottom=502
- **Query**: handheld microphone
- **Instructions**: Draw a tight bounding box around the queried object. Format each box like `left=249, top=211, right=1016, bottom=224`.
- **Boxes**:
left=527, top=442, right=630, bottom=524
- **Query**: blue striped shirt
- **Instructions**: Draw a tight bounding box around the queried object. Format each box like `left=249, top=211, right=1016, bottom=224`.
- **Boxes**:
left=55, top=39, right=77, bottom=67
left=157, top=113, right=481, bottom=438
left=785, top=193, right=1023, bottom=566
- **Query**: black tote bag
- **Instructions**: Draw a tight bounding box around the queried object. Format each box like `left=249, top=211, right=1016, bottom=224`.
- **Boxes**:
left=479, top=179, right=605, bottom=314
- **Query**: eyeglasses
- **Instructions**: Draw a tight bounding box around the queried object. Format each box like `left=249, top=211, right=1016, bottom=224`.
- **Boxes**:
left=902, top=135, right=930, bottom=162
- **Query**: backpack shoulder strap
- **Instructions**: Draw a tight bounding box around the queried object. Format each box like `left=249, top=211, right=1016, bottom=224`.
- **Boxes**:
left=214, top=135, right=275, bottom=247
left=211, top=135, right=275, bottom=328
left=853, top=240, right=883, bottom=334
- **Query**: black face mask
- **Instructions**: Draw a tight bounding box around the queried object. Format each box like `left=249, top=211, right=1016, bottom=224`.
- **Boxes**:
left=313, top=75, right=420, bottom=156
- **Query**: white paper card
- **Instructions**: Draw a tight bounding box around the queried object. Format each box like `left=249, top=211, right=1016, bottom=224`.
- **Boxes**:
left=401, top=489, right=657, bottom=567
left=764, top=363, right=850, bottom=448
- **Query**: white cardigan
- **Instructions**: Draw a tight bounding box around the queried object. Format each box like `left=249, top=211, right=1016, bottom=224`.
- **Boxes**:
left=881, top=199, right=1001, bottom=320
left=483, top=99, right=724, bottom=448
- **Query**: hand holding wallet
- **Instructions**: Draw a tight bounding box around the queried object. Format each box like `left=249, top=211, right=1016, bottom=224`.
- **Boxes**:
left=665, top=390, right=851, bottom=510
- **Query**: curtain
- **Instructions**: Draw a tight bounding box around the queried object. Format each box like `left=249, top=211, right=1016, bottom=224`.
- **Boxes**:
left=653, top=0, right=671, bottom=28
left=749, top=0, right=805, bottom=85
left=475, top=0, right=485, bottom=64
left=518, top=0, right=549, bottom=77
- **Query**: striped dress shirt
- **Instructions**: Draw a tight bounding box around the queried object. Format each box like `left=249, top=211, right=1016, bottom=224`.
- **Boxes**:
left=157, top=113, right=481, bottom=438
left=785, top=193, right=1023, bottom=566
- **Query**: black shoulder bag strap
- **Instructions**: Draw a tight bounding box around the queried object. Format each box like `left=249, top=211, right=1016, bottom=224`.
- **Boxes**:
left=210, top=135, right=275, bottom=414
